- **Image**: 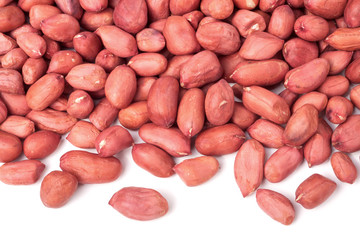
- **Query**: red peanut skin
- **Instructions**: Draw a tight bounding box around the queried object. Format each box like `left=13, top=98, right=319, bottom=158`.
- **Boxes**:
left=331, top=152, right=357, bottom=184
left=0, top=93, right=30, bottom=116
left=146, top=0, right=169, bottom=21
left=256, top=189, right=295, bottom=225
left=54, top=0, right=83, bottom=20
left=79, top=0, right=107, bottom=12
left=18, top=0, right=54, bottom=12
left=16, top=33, right=46, bottom=58
left=163, top=16, right=200, bottom=55
left=81, top=8, right=114, bottom=31
left=320, top=51, right=353, bottom=75
left=9, top=24, right=41, bottom=40
left=317, top=75, right=349, bottom=97
left=43, top=35, right=61, bottom=59
left=0, top=160, right=45, bottom=185
left=283, top=37, right=319, bottom=68
left=344, top=0, right=360, bottom=27
left=265, top=146, right=303, bottom=183
left=200, top=0, right=234, bottom=20
left=139, top=123, right=191, bottom=157
left=231, top=101, right=258, bottom=130
left=304, top=0, right=346, bottom=19
left=350, top=85, right=360, bottom=109
left=259, top=0, right=285, bottom=12
left=205, top=79, right=234, bottom=126
left=0, top=115, right=35, bottom=138
left=242, top=86, right=290, bottom=125
left=326, top=96, right=353, bottom=124
left=234, top=139, right=265, bottom=197
left=268, top=5, right=296, bottom=40
left=325, top=28, right=360, bottom=51
left=66, top=121, right=100, bottom=149
left=233, top=0, right=259, bottom=9
left=0, top=100, right=7, bottom=124
left=128, top=53, right=168, bottom=77
left=29, top=4, right=61, bottom=30
left=345, top=58, right=360, bottom=83
left=47, top=50, right=83, bottom=75
left=22, top=58, right=47, bottom=85
left=113, top=0, right=148, bottom=34
left=220, top=52, right=245, bottom=81
left=0, top=130, right=22, bottom=163
left=23, top=130, right=60, bottom=159
left=180, top=50, right=223, bottom=89
left=332, top=115, right=360, bottom=152
left=231, top=10, right=266, bottom=38
left=279, top=89, right=299, bottom=107
left=177, top=88, right=205, bottom=137
left=95, top=125, right=133, bottom=157
left=136, top=28, right=166, bottom=53
left=195, top=123, right=246, bottom=156
left=304, top=133, right=332, bottom=167
left=295, top=174, right=337, bottom=209
left=67, top=90, right=94, bottom=119
left=40, top=14, right=80, bottom=42
left=89, top=98, right=119, bottom=131
left=294, top=15, right=329, bottom=42
left=73, top=31, right=102, bottom=62
left=40, top=171, right=78, bottom=208
left=60, top=150, right=122, bottom=184
left=0, top=5, right=25, bottom=32
left=170, top=0, right=200, bottom=15
left=174, top=156, right=219, bottom=186
left=183, top=10, right=204, bottom=29
left=160, top=55, right=191, bottom=79
left=118, top=101, right=149, bottom=130
left=0, top=68, right=24, bottom=95
left=132, top=143, right=175, bottom=178
left=66, top=63, right=107, bottom=92
left=292, top=91, right=328, bottom=113
left=1, top=48, right=28, bottom=70
left=95, top=49, right=123, bottom=73
left=147, top=76, right=179, bottom=128
left=105, top=65, right=137, bottom=109
left=0, top=32, right=17, bottom=55
left=109, top=187, right=168, bottom=221
left=248, top=119, right=284, bottom=148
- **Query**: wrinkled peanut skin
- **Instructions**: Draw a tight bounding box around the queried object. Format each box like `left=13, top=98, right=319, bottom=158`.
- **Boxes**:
left=0, top=160, right=45, bottom=185
left=113, top=0, right=148, bottom=34
left=0, top=115, right=35, bottom=139
left=325, top=28, right=360, bottom=51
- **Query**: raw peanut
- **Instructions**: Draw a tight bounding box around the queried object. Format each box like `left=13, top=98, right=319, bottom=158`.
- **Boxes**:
left=26, top=73, right=65, bottom=111
left=295, top=174, right=337, bottom=209
left=0, top=131, right=22, bottom=163
left=81, top=8, right=113, bottom=31
left=22, top=58, right=47, bottom=85
left=268, top=5, right=296, bottom=39
left=133, top=77, right=156, bottom=102
left=180, top=50, right=223, bottom=88
left=344, top=0, right=360, bottom=27
left=230, top=59, right=289, bottom=87
left=29, top=4, right=61, bottom=30
left=105, top=65, right=137, bottom=109
left=205, top=79, right=234, bottom=126
left=265, top=146, right=303, bottom=183
left=174, top=156, right=219, bottom=186
left=234, top=139, right=265, bottom=198
left=136, top=28, right=166, bottom=53
left=95, top=125, right=133, bottom=157
left=279, top=89, right=298, bottom=107
left=18, top=0, right=54, bottom=12
left=320, top=51, right=353, bottom=75
left=26, top=109, right=77, bottom=134
left=259, top=0, right=285, bottom=12
left=146, top=0, right=169, bottom=21
left=113, top=0, right=147, bottom=34
left=67, top=90, right=94, bottom=119
left=95, top=49, right=123, bottom=73
left=283, top=104, right=319, bottom=147
left=0, top=32, right=17, bottom=55
left=196, top=21, right=240, bottom=55
left=109, top=187, right=168, bottom=221
left=336, top=17, right=348, bottom=28
left=1, top=48, right=28, bottom=70
left=139, top=123, right=191, bottom=157
left=177, top=88, right=205, bottom=137
left=163, top=16, right=200, bottom=55
left=54, top=0, right=83, bottom=19
left=239, top=32, right=284, bottom=60
left=183, top=10, right=204, bottom=29
left=119, top=101, right=149, bottom=130
left=284, top=58, right=330, bottom=94
left=66, top=63, right=106, bottom=92
left=132, top=143, right=175, bottom=178
left=40, top=14, right=80, bottom=42
left=160, top=55, right=191, bottom=79
left=149, top=19, right=167, bottom=32
left=304, top=0, right=346, bottom=19
left=332, top=115, right=360, bottom=152
left=60, top=150, right=122, bottom=184
left=95, top=25, right=138, bottom=58
left=195, top=123, right=245, bottom=156
left=66, top=121, right=100, bottom=148
left=305, top=133, right=332, bottom=167
left=292, top=92, right=328, bottom=113
left=16, top=32, right=46, bottom=58
left=43, top=35, right=60, bottom=59
left=198, top=16, right=218, bottom=27
left=248, top=119, right=284, bottom=148
left=242, top=86, right=290, bottom=125
left=79, top=0, right=107, bottom=12
left=40, top=171, right=78, bottom=208
left=0, top=93, right=30, bottom=116
left=170, top=0, right=199, bottom=15
left=73, top=31, right=102, bottom=62
left=89, top=98, right=119, bottom=131
left=49, top=96, right=67, bottom=112
left=233, top=0, right=259, bottom=9
left=0, top=160, right=45, bottom=185
left=0, top=68, right=24, bottom=94
left=254, top=10, right=271, bottom=25
left=200, top=0, right=234, bottom=20
left=283, top=37, right=319, bottom=68
left=0, top=5, right=25, bottom=32
left=219, top=52, right=245, bottom=81
left=317, top=75, right=350, bottom=97
left=9, top=24, right=41, bottom=40
left=231, top=102, right=258, bottom=130
left=326, top=96, right=353, bottom=124
left=0, top=0, right=12, bottom=6
left=294, top=15, right=329, bottom=42
left=0, top=100, right=6, bottom=124
left=331, top=152, right=357, bottom=184
left=325, top=28, right=360, bottom=51
left=47, top=50, right=83, bottom=75
left=231, top=10, right=266, bottom=38
left=147, top=76, right=179, bottom=128
left=0, top=115, right=34, bottom=138
left=350, top=85, right=360, bottom=109
left=345, top=58, right=360, bottom=83
left=128, top=53, right=168, bottom=77
left=256, top=189, right=295, bottom=225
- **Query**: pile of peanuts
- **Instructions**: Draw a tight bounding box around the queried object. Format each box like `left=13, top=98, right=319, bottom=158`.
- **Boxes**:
left=0, top=0, right=360, bottom=224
